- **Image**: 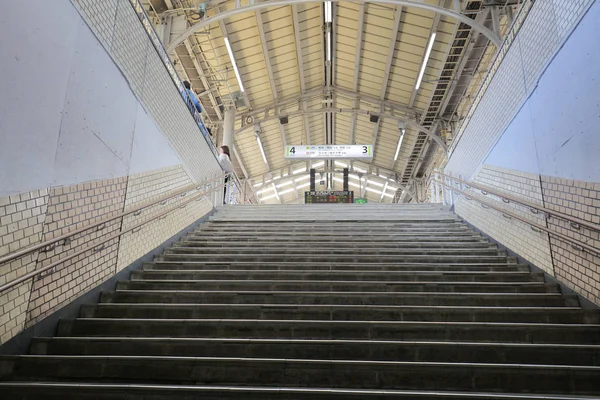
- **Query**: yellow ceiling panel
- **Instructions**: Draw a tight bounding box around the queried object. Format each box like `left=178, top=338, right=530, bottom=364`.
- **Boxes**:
left=364, top=3, right=396, bottom=20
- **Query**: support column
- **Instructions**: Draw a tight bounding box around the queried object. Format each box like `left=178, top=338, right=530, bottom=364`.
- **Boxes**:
left=223, top=107, right=236, bottom=148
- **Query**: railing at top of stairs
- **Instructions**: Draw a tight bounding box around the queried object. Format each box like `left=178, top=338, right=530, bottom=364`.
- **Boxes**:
left=0, top=173, right=246, bottom=294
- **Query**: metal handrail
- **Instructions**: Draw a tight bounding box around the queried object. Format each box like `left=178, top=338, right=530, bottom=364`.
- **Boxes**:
left=0, top=174, right=227, bottom=267
left=436, top=180, right=600, bottom=256
left=439, top=172, right=600, bottom=233
left=0, top=181, right=227, bottom=294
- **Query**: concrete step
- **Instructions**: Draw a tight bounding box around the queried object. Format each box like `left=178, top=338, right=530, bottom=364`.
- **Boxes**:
left=186, top=235, right=485, bottom=242
left=56, top=318, right=600, bottom=344
left=165, top=247, right=503, bottom=257
left=130, top=270, right=541, bottom=283
left=177, top=241, right=494, bottom=249
left=197, top=227, right=472, bottom=234
left=209, top=216, right=460, bottom=222
left=115, top=280, right=558, bottom=293
left=1, top=355, right=599, bottom=394
left=143, top=262, right=531, bottom=272
left=189, top=232, right=483, bottom=239
left=29, top=337, right=600, bottom=366
left=158, top=254, right=515, bottom=264
left=203, top=222, right=466, bottom=229
left=78, top=304, right=599, bottom=324
left=180, top=241, right=491, bottom=249
left=101, top=290, right=579, bottom=307
left=1, top=383, right=597, bottom=400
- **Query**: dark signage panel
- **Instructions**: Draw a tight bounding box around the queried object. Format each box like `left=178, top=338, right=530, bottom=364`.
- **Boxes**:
left=305, top=191, right=354, bottom=204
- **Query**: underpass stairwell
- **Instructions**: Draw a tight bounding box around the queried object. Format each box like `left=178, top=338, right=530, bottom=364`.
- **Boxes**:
left=1, top=204, right=600, bottom=398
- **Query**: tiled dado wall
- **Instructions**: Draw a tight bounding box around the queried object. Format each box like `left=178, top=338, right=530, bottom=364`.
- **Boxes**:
left=453, top=165, right=600, bottom=304
left=0, top=165, right=214, bottom=344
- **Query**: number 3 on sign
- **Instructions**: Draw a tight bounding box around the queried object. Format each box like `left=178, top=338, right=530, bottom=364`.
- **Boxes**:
left=362, top=146, right=368, bottom=154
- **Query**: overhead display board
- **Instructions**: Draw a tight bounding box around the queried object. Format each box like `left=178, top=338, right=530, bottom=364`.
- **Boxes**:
left=285, top=145, right=373, bottom=160
left=305, top=191, right=354, bottom=204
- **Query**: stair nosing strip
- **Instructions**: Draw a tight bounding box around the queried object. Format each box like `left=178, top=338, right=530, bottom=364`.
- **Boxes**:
left=9, top=354, right=600, bottom=370
left=69, top=318, right=600, bottom=328
left=112, top=289, right=566, bottom=296
left=35, top=336, right=600, bottom=349
left=0, top=383, right=592, bottom=399
left=91, top=303, right=583, bottom=311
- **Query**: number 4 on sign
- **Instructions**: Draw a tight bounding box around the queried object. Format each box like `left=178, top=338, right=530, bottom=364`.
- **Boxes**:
left=290, top=147, right=295, bottom=154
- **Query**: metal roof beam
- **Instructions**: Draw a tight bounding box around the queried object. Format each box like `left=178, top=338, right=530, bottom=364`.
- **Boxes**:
left=235, top=87, right=417, bottom=122
left=380, top=7, right=403, bottom=100
left=291, top=4, right=307, bottom=92
left=352, top=4, right=366, bottom=91
left=166, top=0, right=502, bottom=53
left=255, top=10, right=279, bottom=101
left=380, top=181, right=389, bottom=203
left=373, top=6, right=403, bottom=165
left=292, top=4, right=310, bottom=146
left=233, top=106, right=447, bottom=152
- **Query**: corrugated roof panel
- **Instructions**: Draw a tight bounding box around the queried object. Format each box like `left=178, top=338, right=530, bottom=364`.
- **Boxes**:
left=354, top=114, right=374, bottom=146
left=334, top=113, right=352, bottom=145
left=307, top=108, right=325, bottom=145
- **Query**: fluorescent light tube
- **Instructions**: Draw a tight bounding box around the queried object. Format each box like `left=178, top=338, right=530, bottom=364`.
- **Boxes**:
left=256, top=134, right=268, bottom=165
left=295, top=175, right=310, bottom=182
left=293, top=167, right=306, bottom=174
left=366, top=187, right=382, bottom=195
left=276, top=181, right=293, bottom=189
left=415, top=33, right=436, bottom=90
left=224, top=36, right=245, bottom=92
left=260, top=193, right=278, bottom=201
left=278, top=188, right=295, bottom=195
left=324, top=1, right=332, bottom=22
left=394, top=128, right=406, bottom=161
left=272, top=183, right=280, bottom=202
left=327, top=31, right=332, bottom=61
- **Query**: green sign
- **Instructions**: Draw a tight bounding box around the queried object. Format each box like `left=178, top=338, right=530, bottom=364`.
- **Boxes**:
left=354, top=198, right=368, bottom=204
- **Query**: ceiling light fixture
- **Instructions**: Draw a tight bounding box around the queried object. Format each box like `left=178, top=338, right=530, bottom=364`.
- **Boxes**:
left=415, top=32, right=436, bottom=90
left=326, top=31, right=332, bottom=61
left=224, top=36, right=245, bottom=92
left=324, top=1, right=332, bottom=23
left=394, top=127, right=406, bottom=161
left=260, top=193, right=278, bottom=201
left=272, top=183, right=281, bottom=202
left=366, top=187, right=383, bottom=195
left=255, top=134, right=268, bottom=165
left=293, top=167, right=306, bottom=174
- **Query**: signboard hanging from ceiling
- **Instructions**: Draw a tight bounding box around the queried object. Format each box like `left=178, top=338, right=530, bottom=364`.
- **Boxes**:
left=284, top=145, right=373, bottom=160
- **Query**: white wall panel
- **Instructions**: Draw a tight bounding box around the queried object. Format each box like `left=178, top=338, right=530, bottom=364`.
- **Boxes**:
left=483, top=0, right=600, bottom=182
left=54, top=20, right=138, bottom=184
left=0, top=0, right=80, bottom=195
left=129, top=106, right=182, bottom=175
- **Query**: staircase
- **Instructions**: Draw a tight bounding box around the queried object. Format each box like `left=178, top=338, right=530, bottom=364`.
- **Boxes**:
left=1, top=204, right=600, bottom=399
